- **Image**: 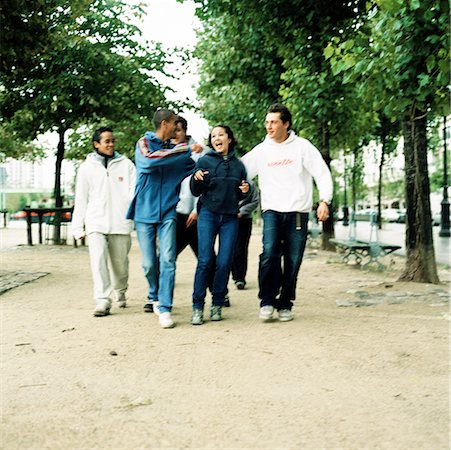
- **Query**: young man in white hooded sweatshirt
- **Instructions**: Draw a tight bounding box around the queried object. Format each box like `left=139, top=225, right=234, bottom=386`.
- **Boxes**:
left=72, top=127, right=136, bottom=316
left=242, top=104, right=333, bottom=322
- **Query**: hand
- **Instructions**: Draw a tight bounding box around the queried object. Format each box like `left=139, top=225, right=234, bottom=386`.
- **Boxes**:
left=191, top=143, right=203, bottom=153
left=239, top=180, right=249, bottom=193
left=194, top=170, right=208, bottom=181
left=73, top=231, right=86, bottom=240
left=317, top=201, right=330, bottom=222
left=186, top=211, right=198, bottom=227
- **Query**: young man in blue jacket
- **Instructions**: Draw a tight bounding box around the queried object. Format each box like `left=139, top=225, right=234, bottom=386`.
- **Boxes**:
left=127, top=108, right=202, bottom=328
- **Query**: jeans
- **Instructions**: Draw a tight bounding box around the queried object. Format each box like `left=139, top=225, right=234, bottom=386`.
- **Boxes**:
left=231, top=217, right=253, bottom=282
left=258, top=210, right=309, bottom=310
left=135, top=219, right=177, bottom=313
left=192, top=208, right=238, bottom=310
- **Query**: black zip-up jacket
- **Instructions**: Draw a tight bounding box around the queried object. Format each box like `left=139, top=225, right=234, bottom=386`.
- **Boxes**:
left=190, top=149, right=248, bottom=215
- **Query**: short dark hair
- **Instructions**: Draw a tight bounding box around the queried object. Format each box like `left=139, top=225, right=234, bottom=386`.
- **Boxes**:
left=267, top=103, right=292, bottom=129
left=92, top=127, right=113, bottom=149
left=175, top=116, right=188, bottom=133
left=153, top=108, right=176, bottom=130
left=208, top=125, right=237, bottom=150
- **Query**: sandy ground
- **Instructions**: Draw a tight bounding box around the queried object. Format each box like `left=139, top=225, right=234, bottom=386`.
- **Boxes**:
left=0, top=224, right=450, bottom=450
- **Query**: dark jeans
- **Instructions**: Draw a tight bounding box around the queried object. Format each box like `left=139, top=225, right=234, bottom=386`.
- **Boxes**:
left=192, top=208, right=238, bottom=309
left=258, top=210, right=309, bottom=310
left=176, top=213, right=198, bottom=257
left=231, top=217, right=253, bottom=283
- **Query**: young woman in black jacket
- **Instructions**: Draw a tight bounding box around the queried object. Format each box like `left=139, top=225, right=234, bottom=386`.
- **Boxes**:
left=190, top=125, right=249, bottom=325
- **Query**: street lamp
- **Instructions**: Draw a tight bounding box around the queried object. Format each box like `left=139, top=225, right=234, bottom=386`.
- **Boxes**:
left=342, top=159, right=349, bottom=226
left=439, top=116, right=450, bottom=237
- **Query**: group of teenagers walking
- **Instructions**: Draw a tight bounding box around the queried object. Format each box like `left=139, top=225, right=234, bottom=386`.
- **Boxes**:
left=72, top=103, right=333, bottom=328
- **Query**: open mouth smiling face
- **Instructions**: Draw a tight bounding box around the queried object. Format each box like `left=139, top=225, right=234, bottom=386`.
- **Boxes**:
left=211, top=127, right=231, bottom=155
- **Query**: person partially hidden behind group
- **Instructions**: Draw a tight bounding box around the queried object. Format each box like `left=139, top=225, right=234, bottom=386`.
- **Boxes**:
left=190, top=125, right=250, bottom=325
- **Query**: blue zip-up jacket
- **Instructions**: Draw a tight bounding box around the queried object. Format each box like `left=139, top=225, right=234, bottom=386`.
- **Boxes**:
left=126, top=131, right=196, bottom=223
left=190, top=149, right=248, bottom=215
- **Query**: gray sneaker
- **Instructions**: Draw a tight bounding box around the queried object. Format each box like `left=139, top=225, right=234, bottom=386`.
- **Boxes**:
left=191, top=309, right=204, bottom=325
left=259, top=305, right=274, bottom=322
left=116, top=292, right=127, bottom=308
left=210, top=305, right=222, bottom=321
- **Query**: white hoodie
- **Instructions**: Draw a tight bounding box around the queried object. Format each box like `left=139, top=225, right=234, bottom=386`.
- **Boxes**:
left=72, top=152, right=136, bottom=239
left=242, top=131, right=332, bottom=213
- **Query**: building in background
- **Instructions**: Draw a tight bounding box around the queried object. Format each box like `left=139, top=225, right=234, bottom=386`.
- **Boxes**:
left=0, top=154, right=75, bottom=212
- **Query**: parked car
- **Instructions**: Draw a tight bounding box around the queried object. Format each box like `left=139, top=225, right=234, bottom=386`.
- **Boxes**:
left=396, top=209, right=406, bottom=223
left=432, top=210, right=451, bottom=226
left=381, top=208, right=400, bottom=223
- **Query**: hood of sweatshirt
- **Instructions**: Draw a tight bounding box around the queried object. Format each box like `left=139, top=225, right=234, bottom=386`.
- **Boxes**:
left=87, top=151, right=124, bottom=168
left=262, top=130, right=297, bottom=147
left=144, top=131, right=172, bottom=148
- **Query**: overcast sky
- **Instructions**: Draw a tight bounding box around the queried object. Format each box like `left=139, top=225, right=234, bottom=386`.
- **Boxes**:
left=134, top=0, right=209, bottom=142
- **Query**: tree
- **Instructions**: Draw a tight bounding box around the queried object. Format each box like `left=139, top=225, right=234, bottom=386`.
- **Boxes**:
left=1, top=1, right=169, bottom=194
left=1, top=0, right=173, bottom=242
left=194, top=14, right=283, bottom=152
left=191, top=0, right=367, bottom=249
left=326, top=0, right=449, bottom=282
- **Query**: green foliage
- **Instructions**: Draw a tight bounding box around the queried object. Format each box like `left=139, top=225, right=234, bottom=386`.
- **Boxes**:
left=1, top=0, right=170, bottom=151
left=194, top=14, right=283, bottom=149
left=0, top=121, right=45, bottom=161
left=0, top=0, right=58, bottom=78
left=326, top=0, right=449, bottom=119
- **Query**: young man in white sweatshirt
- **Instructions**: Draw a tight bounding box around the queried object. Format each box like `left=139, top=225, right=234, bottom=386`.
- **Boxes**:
left=242, top=104, right=333, bottom=322
left=72, top=127, right=136, bottom=317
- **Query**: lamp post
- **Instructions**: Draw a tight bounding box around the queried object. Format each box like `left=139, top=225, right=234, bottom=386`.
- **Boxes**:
left=439, top=116, right=450, bottom=237
left=342, top=159, right=349, bottom=226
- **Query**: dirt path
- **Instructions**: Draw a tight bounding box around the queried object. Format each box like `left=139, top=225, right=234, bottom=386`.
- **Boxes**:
left=1, top=229, right=449, bottom=449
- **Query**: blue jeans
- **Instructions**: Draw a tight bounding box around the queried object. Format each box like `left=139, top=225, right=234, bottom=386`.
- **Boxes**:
left=258, top=210, right=309, bottom=310
left=192, top=208, right=238, bottom=310
left=135, top=219, right=177, bottom=313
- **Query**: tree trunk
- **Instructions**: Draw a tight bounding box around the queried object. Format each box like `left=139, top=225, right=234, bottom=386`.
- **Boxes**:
left=317, top=121, right=335, bottom=251
left=52, top=128, right=66, bottom=245
left=399, top=108, right=439, bottom=283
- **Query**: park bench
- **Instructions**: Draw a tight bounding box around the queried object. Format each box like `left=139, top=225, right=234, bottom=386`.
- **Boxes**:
left=329, top=238, right=401, bottom=270
left=23, top=207, right=79, bottom=246
left=329, top=211, right=401, bottom=270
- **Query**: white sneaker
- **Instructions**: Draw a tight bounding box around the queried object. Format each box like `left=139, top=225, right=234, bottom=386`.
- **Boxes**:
left=259, top=305, right=274, bottom=321
left=94, top=300, right=112, bottom=317
left=153, top=301, right=160, bottom=316
left=159, top=312, right=175, bottom=328
left=278, top=309, right=293, bottom=322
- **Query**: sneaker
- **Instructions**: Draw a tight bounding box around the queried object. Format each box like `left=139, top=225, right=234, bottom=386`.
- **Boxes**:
left=116, top=293, right=127, bottom=308
left=94, top=300, right=111, bottom=317
left=210, top=305, right=222, bottom=321
left=223, top=295, right=231, bottom=307
left=143, top=300, right=159, bottom=314
left=159, top=312, right=175, bottom=329
left=191, top=309, right=204, bottom=325
left=278, top=309, right=293, bottom=322
left=259, top=305, right=274, bottom=322
left=235, top=281, right=246, bottom=290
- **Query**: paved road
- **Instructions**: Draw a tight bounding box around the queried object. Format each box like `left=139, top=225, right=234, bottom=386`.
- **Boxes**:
left=2, top=219, right=450, bottom=266
left=333, top=221, right=450, bottom=266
